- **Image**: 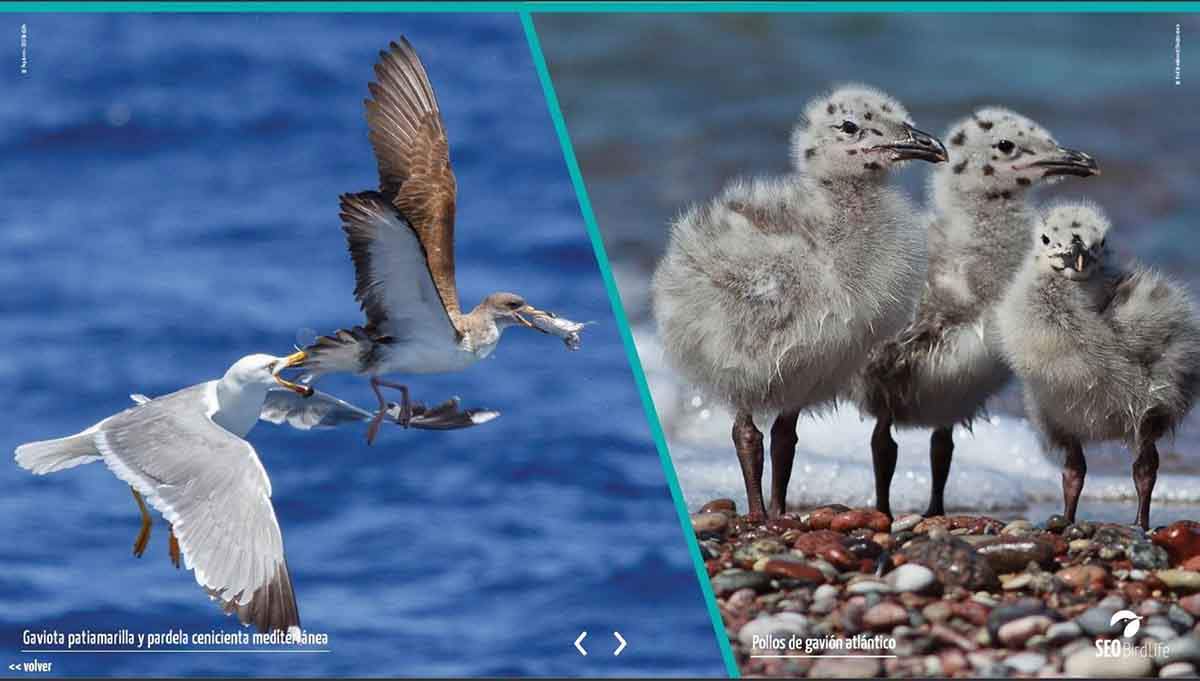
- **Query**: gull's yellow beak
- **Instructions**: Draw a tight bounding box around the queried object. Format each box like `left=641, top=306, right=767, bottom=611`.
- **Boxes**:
left=273, top=350, right=313, bottom=397
left=514, top=305, right=550, bottom=333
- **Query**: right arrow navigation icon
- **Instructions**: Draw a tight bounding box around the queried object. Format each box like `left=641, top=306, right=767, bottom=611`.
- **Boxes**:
left=612, top=631, right=626, bottom=656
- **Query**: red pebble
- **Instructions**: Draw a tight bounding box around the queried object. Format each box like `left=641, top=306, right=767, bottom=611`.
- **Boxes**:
left=830, top=509, right=891, bottom=533
left=700, top=498, right=736, bottom=514
left=952, top=600, right=990, bottom=626
left=806, top=507, right=839, bottom=530
left=765, top=517, right=803, bottom=534
left=758, top=559, right=827, bottom=583
left=792, top=530, right=857, bottom=570
left=1056, top=564, right=1109, bottom=591
left=940, top=649, right=969, bottom=675
left=1123, top=581, right=1150, bottom=602
left=1179, top=593, right=1200, bottom=617
left=1153, top=520, right=1200, bottom=565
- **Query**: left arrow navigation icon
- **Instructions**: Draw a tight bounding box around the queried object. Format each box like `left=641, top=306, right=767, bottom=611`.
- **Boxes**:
left=574, top=631, right=588, bottom=656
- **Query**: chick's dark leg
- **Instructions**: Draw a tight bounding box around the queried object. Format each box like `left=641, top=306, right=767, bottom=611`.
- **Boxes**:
left=871, top=416, right=898, bottom=519
left=367, top=377, right=411, bottom=445
left=1133, top=439, right=1159, bottom=531
left=768, top=410, right=800, bottom=518
left=925, top=426, right=954, bottom=517
left=733, top=410, right=766, bottom=519
left=130, top=487, right=152, bottom=558
left=1062, top=439, right=1087, bottom=524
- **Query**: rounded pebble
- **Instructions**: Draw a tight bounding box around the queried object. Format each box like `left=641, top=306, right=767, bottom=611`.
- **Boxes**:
left=691, top=512, right=730, bottom=537
left=737, top=612, right=809, bottom=649
left=1158, top=569, right=1200, bottom=594
left=997, top=614, right=1053, bottom=649
left=892, top=513, right=922, bottom=533
left=863, top=601, right=908, bottom=631
left=1004, top=651, right=1046, bottom=674
left=1065, top=646, right=1154, bottom=677
left=1161, top=661, right=1198, bottom=678
left=886, top=563, right=936, bottom=594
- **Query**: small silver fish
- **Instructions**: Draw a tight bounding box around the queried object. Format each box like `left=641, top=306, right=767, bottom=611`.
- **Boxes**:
left=529, top=311, right=587, bottom=351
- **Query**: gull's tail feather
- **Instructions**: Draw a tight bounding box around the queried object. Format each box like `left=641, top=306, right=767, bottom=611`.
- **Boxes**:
left=15, top=430, right=101, bottom=475
left=295, top=326, right=374, bottom=383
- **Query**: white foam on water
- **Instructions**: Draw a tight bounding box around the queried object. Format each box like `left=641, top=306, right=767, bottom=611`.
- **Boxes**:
left=635, top=327, right=1200, bottom=514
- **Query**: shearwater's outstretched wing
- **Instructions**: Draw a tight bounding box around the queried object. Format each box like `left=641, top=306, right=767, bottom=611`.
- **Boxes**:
left=99, top=385, right=298, bottom=633
left=337, top=191, right=460, bottom=348
left=364, top=37, right=460, bottom=324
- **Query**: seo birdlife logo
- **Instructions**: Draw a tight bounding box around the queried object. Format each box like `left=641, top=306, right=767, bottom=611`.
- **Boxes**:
left=1094, top=610, right=1168, bottom=659
left=1112, top=610, right=1143, bottom=638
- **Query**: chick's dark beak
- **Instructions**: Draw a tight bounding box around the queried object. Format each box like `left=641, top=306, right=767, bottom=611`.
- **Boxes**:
left=1031, top=147, right=1100, bottom=178
left=273, top=350, right=314, bottom=397
left=1066, top=242, right=1092, bottom=272
left=878, top=124, right=948, bottom=163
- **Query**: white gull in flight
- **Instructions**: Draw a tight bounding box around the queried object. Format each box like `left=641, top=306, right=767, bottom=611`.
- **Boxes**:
left=15, top=353, right=311, bottom=633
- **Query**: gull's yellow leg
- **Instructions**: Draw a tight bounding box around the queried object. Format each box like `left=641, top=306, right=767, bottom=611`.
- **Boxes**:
left=167, top=525, right=181, bottom=569
left=130, top=487, right=152, bottom=558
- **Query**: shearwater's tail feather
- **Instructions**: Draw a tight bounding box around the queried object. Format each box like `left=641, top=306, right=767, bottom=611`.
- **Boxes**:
left=15, top=431, right=101, bottom=474
left=296, top=326, right=375, bottom=381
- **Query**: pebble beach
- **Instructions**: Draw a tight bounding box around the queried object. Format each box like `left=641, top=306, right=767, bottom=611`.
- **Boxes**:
left=694, top=501, right=1200, bottom=677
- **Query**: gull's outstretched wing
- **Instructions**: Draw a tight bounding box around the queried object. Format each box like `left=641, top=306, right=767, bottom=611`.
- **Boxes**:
left=137, top=390, right=496, bottom=431
left=363, top=37, right=460, bottom=326
left=99, top=384, right=298, bottom=633
left=261, top=388, right=499, bottom=431
left=260, top=388, right=373, bottom=430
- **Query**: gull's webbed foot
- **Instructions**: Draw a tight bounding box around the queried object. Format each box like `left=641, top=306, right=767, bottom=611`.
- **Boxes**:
left=168, top=525, right=181, bottom=569
left=131, top=487, right=152, bottom=558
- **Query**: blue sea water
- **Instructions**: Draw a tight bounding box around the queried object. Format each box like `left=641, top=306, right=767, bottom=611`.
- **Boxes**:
left=538, top=14, right=1200, bottom=517
left=0, top=14, right=725, bottom=678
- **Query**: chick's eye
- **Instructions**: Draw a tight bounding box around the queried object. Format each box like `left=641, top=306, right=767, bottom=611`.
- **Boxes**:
left=838, top=120, right=859, bottom=134
left=997, top=140, right=1016, bottom=154
left=1041, top=234, right=1051, bottom=245
left=509, top=300, right=524, bottom=310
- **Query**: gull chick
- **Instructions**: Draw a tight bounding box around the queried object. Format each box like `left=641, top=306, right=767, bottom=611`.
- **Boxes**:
left=15, top=353, right=311, bottom=633
left=853, top=109, right=1099, bottom=517
left=287, top=38, right=551, bottom=444
left=653, top=85, right=946, bottom=517
left=997, top=202, right=1200, bottom=529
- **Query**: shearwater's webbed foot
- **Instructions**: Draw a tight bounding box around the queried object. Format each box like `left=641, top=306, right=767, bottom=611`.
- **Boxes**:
left=387, top=397, right=500, bottom=430
left=131, top=487, right=152, bottom=558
